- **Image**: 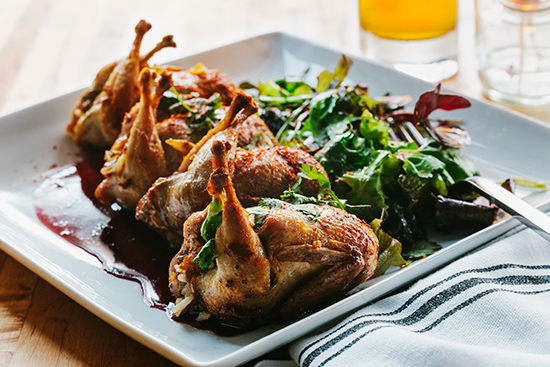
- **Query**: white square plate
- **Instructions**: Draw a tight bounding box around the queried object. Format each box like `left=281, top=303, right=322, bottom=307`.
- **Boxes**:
left=1, top=32, right=549, bottom=366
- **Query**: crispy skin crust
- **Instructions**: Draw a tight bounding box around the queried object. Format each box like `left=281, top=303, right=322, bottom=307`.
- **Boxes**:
left=168, top=140, right=379, bottom=325
left=136, top=144, right=327, bottom=244
left=233, top=146, right=325, bottom=206
left=170, top=67, right=239, bottom=106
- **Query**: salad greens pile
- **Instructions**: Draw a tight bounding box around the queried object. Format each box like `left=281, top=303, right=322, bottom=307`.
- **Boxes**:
left=241, top=55, right=498, bottom=264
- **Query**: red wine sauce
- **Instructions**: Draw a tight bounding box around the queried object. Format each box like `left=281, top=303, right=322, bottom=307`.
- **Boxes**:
left=33, top=150, right=248, bottom=336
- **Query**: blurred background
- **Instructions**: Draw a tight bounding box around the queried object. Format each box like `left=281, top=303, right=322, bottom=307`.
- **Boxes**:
left=0, top=0, right=358, bottom=113
left=1, top=0, right=548, bottom=120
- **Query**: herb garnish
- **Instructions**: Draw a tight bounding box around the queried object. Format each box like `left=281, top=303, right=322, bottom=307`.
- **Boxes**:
left=159, top=88, right=223, bottom=141
left=193, top=198, right=223, bottom=270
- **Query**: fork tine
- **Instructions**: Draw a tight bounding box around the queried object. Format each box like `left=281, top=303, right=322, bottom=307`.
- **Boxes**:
left=388, top=127, right=400, bottom=142
left=395, top=123, right=414, bottom=143
left=388, top=118, right=425, bottom=146
left=404, top=122, right=425, bottom=146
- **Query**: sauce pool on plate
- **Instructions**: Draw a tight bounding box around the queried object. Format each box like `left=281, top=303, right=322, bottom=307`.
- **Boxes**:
left=33, top=150, right=249, bottom=336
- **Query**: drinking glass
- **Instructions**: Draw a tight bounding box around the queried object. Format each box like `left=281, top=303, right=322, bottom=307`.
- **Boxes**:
left=476, top=0, right=550, bottom=106
left=359, top=0, right=459, bottom=83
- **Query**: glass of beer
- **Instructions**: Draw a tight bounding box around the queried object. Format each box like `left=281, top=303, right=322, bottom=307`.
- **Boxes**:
left=359, top=0, right=459, bottom=83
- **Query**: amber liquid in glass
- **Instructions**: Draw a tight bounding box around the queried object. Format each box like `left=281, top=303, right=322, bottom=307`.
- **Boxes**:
left=359, top=0, right=457, bottom=40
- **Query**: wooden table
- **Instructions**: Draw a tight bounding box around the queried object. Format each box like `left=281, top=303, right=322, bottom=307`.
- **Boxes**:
left=0, top=1, right=548, bottom=366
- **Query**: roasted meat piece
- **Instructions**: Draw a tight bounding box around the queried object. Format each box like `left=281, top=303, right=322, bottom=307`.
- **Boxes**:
left=135, top=131, right=326, bottom=244
left=95, top=75, right=276, bottom=209
left=169, top=63, right=239, bottom=106
left=168, top=139, right=379, bottom=325
left=94, top=68, right=171, bottom=209
left=67, top=20, right=176, bottom=149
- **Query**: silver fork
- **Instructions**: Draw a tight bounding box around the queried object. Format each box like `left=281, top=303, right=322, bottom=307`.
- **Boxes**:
left=391, top=120, right=550, bottom=242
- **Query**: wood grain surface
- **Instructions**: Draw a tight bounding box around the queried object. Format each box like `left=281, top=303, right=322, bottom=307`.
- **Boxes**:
left=0, top=1, right=548, bottom=366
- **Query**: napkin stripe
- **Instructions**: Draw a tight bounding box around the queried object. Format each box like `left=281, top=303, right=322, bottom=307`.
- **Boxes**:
left=299, top=264, right=550, bottom=367
left=299, top=263, right=550, bottom=362
left=313, top=287, right=550, bottom=367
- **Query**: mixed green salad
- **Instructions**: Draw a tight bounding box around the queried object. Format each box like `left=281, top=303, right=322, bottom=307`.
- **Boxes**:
left=239, top=55, right=501, bottom=272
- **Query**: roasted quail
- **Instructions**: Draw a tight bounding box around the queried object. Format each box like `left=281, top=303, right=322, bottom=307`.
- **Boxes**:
left=135, top=114, right=326, bottom=244
left=168, top=139, right=379, bottom=325
left=94, top=67, right=277, bottom=209
left=169, top=63, right=240, bottom=106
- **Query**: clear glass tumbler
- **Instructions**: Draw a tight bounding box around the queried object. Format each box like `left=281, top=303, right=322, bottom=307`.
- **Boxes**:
left=477, top=0, right=550, bottom=106
left=359, top=0, right=459, bottom=83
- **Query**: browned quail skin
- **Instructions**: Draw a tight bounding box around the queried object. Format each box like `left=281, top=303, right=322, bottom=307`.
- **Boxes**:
left=135, top=141, right=328, bottom=245
left=168, top=139, right=379, bottom=325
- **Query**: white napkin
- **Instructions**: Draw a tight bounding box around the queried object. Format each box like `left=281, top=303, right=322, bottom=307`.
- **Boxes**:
left=255, top=227, right=550, bottom=367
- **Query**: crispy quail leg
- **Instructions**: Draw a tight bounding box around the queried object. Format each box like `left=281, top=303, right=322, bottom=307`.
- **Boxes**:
left=67, top=20, right=176, bottom=149
left=169, top=140, right=271, bottom=322
left=177, top=91, right=257, bottom=173
left=198, top=140, right=271, bottom=314
left=140, top=35, right=176, bottom=68
left=94, top=69, right=169, bottom=209
left=97, top=20, right=152, bottom=144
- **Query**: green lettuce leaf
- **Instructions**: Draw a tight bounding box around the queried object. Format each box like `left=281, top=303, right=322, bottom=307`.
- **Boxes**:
left=359, top=110, right=391, bottom=149
left=316, top=54, right=353, bottom=93
left=315, top=130, right=372, bottom=178
left=419, top=138, right=478, bottom=184
left=339, top=150, right=402, bottom=209
left=194, top=198, right=223, bottom=269
left=193, top=239, right=218, bottom=270
left=400, top=149, right=446, bottom=179
left=305, top=90, right=350, bottom=144
left=200, top=197, right=224, bottom=241
left=370, top=219, right=407, bottom=277
left=401, top=239, right=442, bottom=259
